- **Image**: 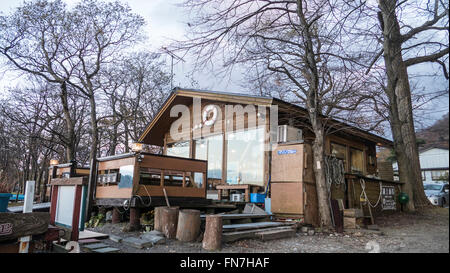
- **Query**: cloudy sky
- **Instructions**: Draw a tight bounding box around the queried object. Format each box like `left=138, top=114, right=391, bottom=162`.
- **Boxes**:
left=0, top=0, right=448, bottom=130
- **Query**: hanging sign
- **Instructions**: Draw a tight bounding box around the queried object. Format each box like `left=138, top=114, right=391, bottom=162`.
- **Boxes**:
left=381, top=185, right=396, bottom=210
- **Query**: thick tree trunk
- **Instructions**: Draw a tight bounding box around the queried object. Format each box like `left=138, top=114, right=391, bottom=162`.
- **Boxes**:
left=378, top=0, right=431, bottom=211
left=154, top=206, right=166, bottom=232
left=161, top=207, right=179, bottom=239
left=310, top=124, right=333, bottom=228
left=176, top=209, right=201, bottom=242
left=202, top=214, right=222, bottom=251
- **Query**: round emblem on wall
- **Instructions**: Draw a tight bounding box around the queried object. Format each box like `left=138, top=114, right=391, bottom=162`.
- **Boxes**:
left=202, top=105, right=218, bottom=126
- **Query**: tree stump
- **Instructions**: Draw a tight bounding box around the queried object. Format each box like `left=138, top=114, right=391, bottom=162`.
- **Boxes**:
left=202, top=214, right=222, bottom=251
left=112, top=207, right=120, bottom=224
left=154, top=206, right=166, bottom=232
left=176, top=209, right=201, bottom=242
left=129, top=207, right=141, bottom=231
left=161, top=207, right=179, bottom=239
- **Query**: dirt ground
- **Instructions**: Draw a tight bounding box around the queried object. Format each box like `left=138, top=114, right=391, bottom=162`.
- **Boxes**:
left=88, top=207, right=449, bottom=253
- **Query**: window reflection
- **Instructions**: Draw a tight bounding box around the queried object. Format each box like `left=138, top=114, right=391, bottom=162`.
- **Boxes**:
left=166, top=141, right=190, bottom=158
left=194, top=134, right=223, bottom=179
left=226, top=128, right=265, bottom=185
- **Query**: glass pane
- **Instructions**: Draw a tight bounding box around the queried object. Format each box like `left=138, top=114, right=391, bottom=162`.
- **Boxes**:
left=226, top=128, right=265, bottom=185
left=166, top=141, right=190, bottom=158
left=195, top=134, right=223, bottom=179
left=350, top=148, right=364, bottom=173
left=118, top=165, right=134, bottom=189
left=139, top=168, right=161, bottom=186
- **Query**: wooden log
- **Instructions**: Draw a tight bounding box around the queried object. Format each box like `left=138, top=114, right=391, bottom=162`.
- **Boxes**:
left=154, top=206, right=167, bottom=232
left=161, top=207, right=179, bottom=239
left=0, top=212, right=50, bottom=242
left=202, top=215, right=222, bottom=251
left=176, top=209, right=201, bottom=242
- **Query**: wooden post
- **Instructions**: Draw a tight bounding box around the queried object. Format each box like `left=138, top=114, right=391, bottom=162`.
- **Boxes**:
left=85, top=158, right=98, bottom=223
left=202, top=215, right=222, bottom=251
left=161, top=207, right=179, bottom=239
left=111, top=207, right=120, bottom=224
left=70, top=185, right=83, bottom=241
left=129, top=207, right=141, bottom=231
left=176, top=209, right=201, bottom=242
left=154, top=206, right=166, bottom=232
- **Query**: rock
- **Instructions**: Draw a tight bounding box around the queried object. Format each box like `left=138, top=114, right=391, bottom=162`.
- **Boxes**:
left=106, top=210, right=112, bottom=221
left=307, top=229, right=315, bottom=236
left=123, top=237, right=155, bottom=249
left=300, top=226, right=309, bottom=233
left=354, top=232, right=363, bottom=237
left=140, top=233, right=166, bottom=245
left=109, top=234, right=122, bottom=243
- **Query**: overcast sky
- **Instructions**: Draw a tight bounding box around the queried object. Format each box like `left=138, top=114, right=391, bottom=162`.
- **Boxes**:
left=0, top=0, right=448, bottom=131
left=0, top=0, right=244, bottom=94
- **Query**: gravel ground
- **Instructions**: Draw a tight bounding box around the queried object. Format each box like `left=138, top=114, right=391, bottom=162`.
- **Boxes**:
left=87, top=207, right=448, bottom=253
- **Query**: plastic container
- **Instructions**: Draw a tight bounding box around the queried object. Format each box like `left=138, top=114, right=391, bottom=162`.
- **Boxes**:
left=0, top=193, right=12, bottom=212
left=250, top=193, right=265, bottom=203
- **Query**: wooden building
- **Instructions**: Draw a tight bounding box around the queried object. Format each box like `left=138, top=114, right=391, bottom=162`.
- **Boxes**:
left=134, top=88, right=403, bottom=225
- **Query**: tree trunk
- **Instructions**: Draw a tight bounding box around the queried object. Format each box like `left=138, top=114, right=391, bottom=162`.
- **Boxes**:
left=310, top=124, right=333, bottom=228
left=60, top=81, right=76, bottom=162
left=154, top=206, right=166, bottom=232
left=161, top=207, right=179, bottom=239
left=378, top=0, right=431, bottom=211
left=176, top=209, right=201, bottom=242
left=202, top=214, right=222, bottom=251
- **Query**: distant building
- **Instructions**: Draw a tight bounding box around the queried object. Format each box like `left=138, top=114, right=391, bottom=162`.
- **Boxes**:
left=393, top=147, right=449, bottom=183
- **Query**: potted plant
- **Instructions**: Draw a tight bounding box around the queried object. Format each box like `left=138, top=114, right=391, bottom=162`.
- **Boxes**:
left=0, top=181, right=12, bottom=212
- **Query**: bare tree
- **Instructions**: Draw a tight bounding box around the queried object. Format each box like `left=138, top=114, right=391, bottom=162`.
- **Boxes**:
left=172, top=0, right=385, bottom=227
left=346, top=0, right=449, bottom=211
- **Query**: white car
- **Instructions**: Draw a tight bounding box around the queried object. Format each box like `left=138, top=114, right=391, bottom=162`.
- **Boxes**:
left=424, top=183, right=449, bottom=207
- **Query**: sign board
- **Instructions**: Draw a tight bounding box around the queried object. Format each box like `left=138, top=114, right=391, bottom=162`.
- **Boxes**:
left=277, top=149, right=297, bottom=155
left=381, top=185, right=396, bottom=210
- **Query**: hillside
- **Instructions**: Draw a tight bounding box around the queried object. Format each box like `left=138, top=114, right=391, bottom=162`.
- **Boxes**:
left=416, top=113, right=449, bottom=150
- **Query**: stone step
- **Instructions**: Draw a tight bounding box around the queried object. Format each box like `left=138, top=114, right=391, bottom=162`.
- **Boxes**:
left=255, top=228, right=296, bottom=241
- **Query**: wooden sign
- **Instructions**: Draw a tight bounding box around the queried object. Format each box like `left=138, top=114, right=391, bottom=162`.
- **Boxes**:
left=381, top=185, right=396, bottom=210
left=0, top=212, right=50, bottom=242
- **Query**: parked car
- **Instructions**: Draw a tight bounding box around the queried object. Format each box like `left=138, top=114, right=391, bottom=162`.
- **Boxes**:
left=424, top=183, right=449, bottom=207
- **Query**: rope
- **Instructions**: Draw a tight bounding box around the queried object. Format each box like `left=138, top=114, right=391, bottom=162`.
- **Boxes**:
left=359, top=178, right=382, bottom=208
left=120, top=186, right=153, bottom=212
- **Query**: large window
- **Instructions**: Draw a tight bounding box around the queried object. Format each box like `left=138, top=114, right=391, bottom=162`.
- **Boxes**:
left=194, top=134, right=223, bottom=179
left=226, top=128, right=265, bottom=185
left=166, top=141, right=190, bottom=158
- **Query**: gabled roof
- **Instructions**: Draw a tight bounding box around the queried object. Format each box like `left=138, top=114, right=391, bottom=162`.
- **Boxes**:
left=138, top=87, right=393, bottom=147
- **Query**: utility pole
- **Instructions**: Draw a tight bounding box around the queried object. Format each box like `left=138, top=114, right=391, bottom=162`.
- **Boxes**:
left=161, top=47, right=185, bottom=89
